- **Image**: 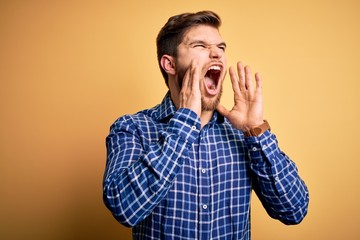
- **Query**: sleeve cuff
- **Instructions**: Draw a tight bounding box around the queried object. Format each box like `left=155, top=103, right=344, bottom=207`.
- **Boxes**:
left=166, top=108, right=201, bottom=145
left=244, top=130, right=277, bottom=162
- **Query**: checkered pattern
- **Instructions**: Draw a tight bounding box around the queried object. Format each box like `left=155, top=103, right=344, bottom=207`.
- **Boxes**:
left=103, top=92, right=309, bottom=240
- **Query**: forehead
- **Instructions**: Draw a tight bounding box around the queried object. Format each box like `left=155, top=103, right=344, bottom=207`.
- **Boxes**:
left=181, top=25, right=224, bottom=44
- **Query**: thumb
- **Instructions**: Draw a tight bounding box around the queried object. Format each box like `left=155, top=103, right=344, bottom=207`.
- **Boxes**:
left=216, top=103, right=230, bottom=117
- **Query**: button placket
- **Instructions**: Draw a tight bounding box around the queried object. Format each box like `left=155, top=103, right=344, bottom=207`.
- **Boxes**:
left=198, top=130, right=210, bottom=229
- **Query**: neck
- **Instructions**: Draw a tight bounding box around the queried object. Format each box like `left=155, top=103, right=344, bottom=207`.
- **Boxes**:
left=200, top=110, right=214, bottom=129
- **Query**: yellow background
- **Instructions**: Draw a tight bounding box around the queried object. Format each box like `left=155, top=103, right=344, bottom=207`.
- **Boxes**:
left=1, top=0, right=359, bottom=239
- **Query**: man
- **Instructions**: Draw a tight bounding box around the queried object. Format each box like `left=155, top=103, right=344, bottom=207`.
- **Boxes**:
left=103, top=10, right=309, bottom=239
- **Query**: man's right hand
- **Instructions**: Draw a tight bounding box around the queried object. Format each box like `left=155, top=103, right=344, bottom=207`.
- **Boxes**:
left=178, top=59, right=202, bottom=117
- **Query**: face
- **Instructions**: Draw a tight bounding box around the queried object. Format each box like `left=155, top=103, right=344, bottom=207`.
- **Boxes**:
left=175, top=25, right=227, bottom=111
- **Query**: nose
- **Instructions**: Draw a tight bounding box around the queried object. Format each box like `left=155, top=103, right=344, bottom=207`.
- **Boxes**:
left=209, top=45, right=223, bottom=59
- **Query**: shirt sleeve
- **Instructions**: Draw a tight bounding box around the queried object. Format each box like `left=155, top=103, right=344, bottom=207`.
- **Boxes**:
left=245, top=130, right=309, bottom=225
left=103, top=108, right=200, bottom=227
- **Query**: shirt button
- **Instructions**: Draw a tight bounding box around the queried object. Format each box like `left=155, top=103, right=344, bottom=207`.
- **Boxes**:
left=201, top=168, right=206, bottom=174
left=202, top=204, right=208, bottom=210
left=191, top=126, right=196, bottom=130
left=252, top=147, right=257, bottom=151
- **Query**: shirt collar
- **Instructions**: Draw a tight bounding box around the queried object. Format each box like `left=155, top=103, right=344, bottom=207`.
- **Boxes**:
left=157, top=91, right=177, bottom=122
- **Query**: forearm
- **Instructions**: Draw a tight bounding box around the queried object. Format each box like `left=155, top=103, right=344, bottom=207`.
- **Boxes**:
left=103, top=140, right=185, bottom=227
left=103, top=109, right=200, bottom=227
left=246, top=131, right=309, bottom=224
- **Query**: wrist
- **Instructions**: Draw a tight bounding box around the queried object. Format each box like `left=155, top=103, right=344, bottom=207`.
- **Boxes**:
left=243, top=120, right=270, bottom=137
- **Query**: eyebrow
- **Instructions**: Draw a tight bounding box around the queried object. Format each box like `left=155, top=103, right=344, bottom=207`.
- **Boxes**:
left=188, top=40, right=227, bottom=49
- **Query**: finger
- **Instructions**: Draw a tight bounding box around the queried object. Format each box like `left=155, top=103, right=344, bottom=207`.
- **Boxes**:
left=187, top=63, right=194, bottom=89
left=191, top=59, right=201, bottom=90
left=229, top=66, right=241, bottom=94
left=244, top=65, right=254, bottom=92
left=237, top=62, right=246, bottom=91
left=255, top=72, right=262, bottom=94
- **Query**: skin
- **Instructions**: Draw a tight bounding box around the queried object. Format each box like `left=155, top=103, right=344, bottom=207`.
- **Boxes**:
left=161, top=25, right=264, bottom=131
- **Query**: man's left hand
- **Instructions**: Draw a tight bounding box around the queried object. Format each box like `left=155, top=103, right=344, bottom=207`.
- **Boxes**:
left=217, top=61, right=264, bottom=131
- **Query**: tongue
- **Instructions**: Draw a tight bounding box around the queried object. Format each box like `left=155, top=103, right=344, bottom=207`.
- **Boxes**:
left=205, top=77, right=216, bottom=90
left=205, top=70, right=219, bottom=90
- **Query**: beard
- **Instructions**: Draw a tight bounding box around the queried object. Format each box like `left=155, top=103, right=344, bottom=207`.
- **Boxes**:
left=176, top=66, right=223, bottom=112
left=201, top=87, right=222, bottom=111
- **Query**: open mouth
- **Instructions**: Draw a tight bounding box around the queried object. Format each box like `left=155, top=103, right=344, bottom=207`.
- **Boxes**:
left=204, top=65, right=222, bottom=95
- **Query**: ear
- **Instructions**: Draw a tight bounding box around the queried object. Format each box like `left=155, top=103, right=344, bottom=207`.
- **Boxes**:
left=160, top=55, right=176, bottom=76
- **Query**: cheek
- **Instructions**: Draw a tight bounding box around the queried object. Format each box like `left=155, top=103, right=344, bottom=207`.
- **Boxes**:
left=176, top=68, right=185, bottom=88
left=180, top=50, right=208, bottom=67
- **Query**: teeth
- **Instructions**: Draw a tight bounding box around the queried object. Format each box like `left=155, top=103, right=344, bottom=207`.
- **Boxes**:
left=208, top=65, right=221, bottom=71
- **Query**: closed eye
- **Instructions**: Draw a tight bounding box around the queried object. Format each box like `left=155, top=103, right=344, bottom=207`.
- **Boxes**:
left=194, top=44, right=206, bottom=48
left=218, top=44, right=226, bottom=52
left=190, top=41, right=227, bottom=51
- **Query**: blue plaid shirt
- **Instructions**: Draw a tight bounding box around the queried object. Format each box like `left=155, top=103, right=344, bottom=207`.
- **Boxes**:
left=103, top=92, right=309, bottom=239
